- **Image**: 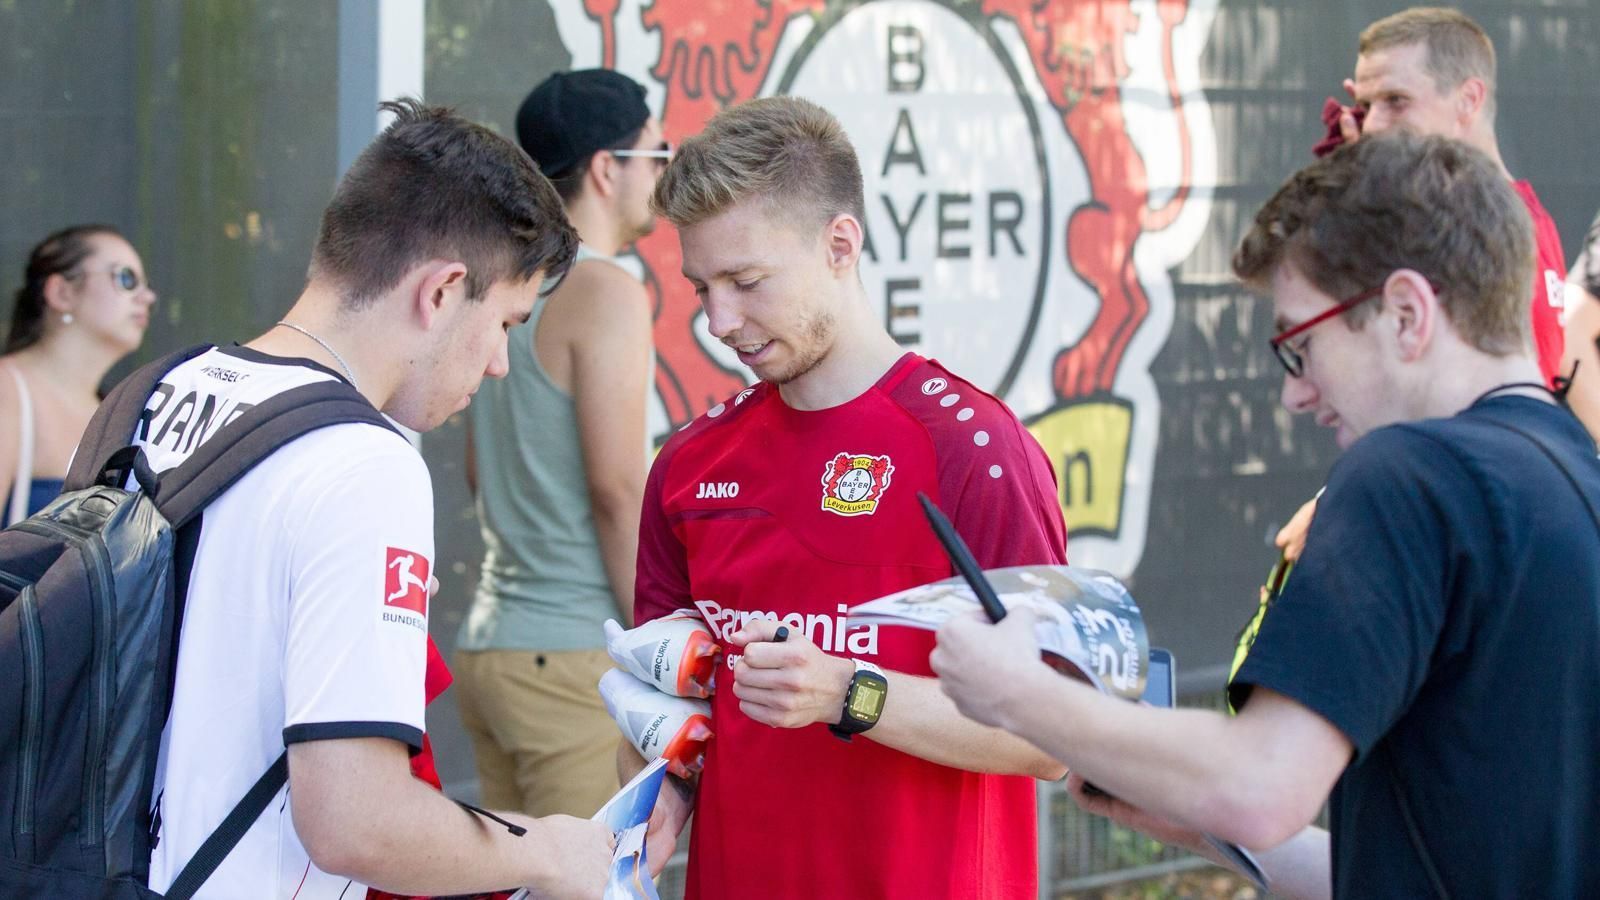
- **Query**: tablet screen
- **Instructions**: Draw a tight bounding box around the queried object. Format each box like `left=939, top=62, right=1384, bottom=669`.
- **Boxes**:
left=1141, top=648, right=1175, bottom=708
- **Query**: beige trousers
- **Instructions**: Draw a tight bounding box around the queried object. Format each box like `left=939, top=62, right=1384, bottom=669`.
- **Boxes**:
left=453, top=648, right=621, bottom=818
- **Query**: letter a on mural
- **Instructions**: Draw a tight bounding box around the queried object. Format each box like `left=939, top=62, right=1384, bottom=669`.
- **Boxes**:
left=545, top=0, right=1218, bottom=577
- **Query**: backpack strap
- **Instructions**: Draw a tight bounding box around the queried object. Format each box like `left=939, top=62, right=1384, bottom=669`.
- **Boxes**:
left=64, top=344, right=216, bottom=492
left=153, top=379, right=399, bottom=528
left=160, top=751, right=288, bottom=900
left=5, top=361, right=35, bottom=526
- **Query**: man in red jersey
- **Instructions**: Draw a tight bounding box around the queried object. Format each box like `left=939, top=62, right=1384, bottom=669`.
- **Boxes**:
left=1326, top=7, right=1567, bottom=386
left=619, top=96, right=1069, bottom=900
left=933, top=131, right=1600, bottom=900
left=1272, top=6, right=1577, bottom=559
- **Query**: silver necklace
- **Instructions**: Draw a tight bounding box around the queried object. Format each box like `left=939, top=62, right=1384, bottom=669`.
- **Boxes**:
left=274, top=321, right=359, bottom=390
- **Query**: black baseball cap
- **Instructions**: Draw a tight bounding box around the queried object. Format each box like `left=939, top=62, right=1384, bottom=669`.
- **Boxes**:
left=516, top=69, right=651, bottom=177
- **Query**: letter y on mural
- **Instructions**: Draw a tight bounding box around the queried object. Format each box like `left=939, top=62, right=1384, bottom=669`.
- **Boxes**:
left=546, top=0, right=1218, bottom=577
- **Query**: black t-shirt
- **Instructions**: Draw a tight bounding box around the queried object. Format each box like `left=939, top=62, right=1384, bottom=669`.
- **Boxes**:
left=1231, top=395, right=1600, bottom=899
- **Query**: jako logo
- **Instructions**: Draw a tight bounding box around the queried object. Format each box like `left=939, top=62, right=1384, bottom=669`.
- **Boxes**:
left=696, top=481, right=740, bottom=499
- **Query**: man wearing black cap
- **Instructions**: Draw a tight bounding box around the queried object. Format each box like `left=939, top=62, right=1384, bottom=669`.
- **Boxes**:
left=454, top=69, right=667, bottom=819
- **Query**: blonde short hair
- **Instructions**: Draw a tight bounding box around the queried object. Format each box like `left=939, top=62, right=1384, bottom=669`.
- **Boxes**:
left=652, top=96, right=866, bottom=233
left=1360, top=7, right=1497, bottom=117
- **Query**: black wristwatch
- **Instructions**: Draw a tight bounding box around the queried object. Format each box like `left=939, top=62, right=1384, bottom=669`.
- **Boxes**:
left=828, top=659, right=888, bottom=742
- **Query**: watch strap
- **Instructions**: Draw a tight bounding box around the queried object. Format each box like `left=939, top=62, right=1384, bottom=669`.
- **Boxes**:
left=829, top=659, right=887, bottom=742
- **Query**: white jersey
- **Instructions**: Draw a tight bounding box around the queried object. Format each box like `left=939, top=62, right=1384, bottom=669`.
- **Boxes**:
left=138, top=346, right=432, bottom=898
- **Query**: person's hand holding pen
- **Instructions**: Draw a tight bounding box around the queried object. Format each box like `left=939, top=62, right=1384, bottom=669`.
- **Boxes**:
left=727, top=621, right=855, bottom=729
left=917, top=490, right=1058, bottom=729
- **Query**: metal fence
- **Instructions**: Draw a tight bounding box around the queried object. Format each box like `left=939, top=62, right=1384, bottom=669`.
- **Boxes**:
left=1045, top=685, right=1237, bottom=896
left=1042, top=783, right=1219, bottom=896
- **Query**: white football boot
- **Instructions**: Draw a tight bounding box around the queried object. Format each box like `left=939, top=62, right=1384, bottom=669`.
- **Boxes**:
left=599, top=668, right=714, bottom=778
left=603, top=611, right=719, bottom=698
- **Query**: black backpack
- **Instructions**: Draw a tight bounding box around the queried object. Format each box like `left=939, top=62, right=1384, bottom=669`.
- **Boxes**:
left=0, top=344, right=396, bottom=899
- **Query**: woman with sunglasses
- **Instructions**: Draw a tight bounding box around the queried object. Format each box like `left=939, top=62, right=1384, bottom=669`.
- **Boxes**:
left=2, top=224, right=156, bottom=525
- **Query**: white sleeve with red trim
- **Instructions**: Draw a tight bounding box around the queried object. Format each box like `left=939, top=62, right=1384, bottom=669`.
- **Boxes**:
left=280, top=427, right=432, bottom=749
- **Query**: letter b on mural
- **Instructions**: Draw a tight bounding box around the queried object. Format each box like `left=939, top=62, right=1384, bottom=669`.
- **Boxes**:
left=545, top=0, right=1218, bottom=577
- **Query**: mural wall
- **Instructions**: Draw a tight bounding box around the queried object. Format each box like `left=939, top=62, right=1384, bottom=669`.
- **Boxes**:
left=6, top=0, right=1599, bottom=796
left=419, top=2, right=1600, bottom=732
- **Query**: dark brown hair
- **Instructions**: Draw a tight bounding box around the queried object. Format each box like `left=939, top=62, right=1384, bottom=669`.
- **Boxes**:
left=6, top=224, right=124, bottom=354
left=309, top=98, right=578, bottom=308
left=1233, top=131, right=1531, bottom=355
left=547, top=125, right=644, bottom=203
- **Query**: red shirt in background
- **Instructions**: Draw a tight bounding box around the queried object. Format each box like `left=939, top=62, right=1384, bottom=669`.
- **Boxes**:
left=1513, top=181, right=1569, bottom=388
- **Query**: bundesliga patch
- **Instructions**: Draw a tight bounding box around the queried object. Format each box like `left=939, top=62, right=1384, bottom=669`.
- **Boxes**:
left=820, top=452, right=895, bottom=517
left=383, top=547, right=430, bottom=626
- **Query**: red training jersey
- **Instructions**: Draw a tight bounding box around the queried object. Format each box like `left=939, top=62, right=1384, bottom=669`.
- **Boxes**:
left=1513, top=181, right=1568, bottom=387
left=637, top=353, right=1068, bottom=900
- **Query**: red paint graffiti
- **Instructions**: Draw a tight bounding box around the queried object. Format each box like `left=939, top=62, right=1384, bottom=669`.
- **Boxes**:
left=635, top=0, right=826, bottom=425
left=980, top=0, right=1193, bottom=398
left=582, top=0, right=622, bottom=68
left=587, top=0, right=1198, bottom=428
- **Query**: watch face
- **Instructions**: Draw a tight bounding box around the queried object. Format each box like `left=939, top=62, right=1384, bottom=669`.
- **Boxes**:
left=847, top=679, right=887, bottom=722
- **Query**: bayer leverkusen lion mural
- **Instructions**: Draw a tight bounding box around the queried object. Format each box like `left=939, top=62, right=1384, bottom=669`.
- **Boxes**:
left=548, top=0, right=1217, bottom=577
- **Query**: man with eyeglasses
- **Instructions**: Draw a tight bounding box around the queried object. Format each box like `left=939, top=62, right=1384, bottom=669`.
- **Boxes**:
left=453, top=68, right=668, bottom=819
left=929, top=132, right=1600, bottom=898
left=1321, top=9, right=1568, bottom=385
left=1231, top=4, right=1582, bottom=716
left=1266, top=7, right=1574, bottom=574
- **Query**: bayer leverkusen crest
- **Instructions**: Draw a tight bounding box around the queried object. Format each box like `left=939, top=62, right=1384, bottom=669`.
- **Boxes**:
left=821, top=452, right=895, bottom=516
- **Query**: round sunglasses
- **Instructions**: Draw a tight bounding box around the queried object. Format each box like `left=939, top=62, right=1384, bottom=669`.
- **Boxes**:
left=69, top=264, right=149, bottom=293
